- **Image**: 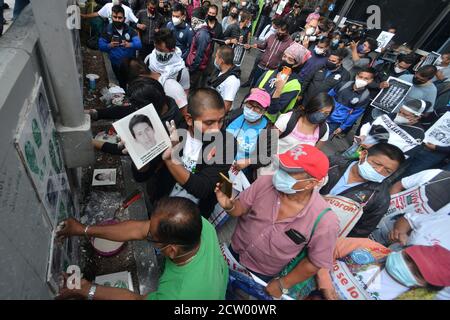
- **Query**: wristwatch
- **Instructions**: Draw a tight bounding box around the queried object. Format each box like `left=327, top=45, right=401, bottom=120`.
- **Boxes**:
left=276, top=277, right=289, bottom=295
left=87, top=284, right=97, bottom=301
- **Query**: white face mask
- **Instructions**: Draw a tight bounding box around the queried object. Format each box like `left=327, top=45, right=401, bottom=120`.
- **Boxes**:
left=306, top=27, right=316, bottom=36
left=394, top=114, right=411, bottom=125
left=394, top=66, right=406, bottom=74
left=355, top=78, right=369, bottom=89
left=172, top=17, right=182, bottom=26
left=112, top=0, right=121, bottom=5
left=314, top=46, right=325, bottom=55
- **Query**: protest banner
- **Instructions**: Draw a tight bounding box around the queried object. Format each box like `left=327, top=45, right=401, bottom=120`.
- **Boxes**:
left=324, top=196, right=364, bottom=238
left=364, top=115, right=421, bottom=155
left=371, top=77, right=413, bottom=114
left=375, top=31, right=395, bottom=53
left=423, top=112, right=450, bottom=147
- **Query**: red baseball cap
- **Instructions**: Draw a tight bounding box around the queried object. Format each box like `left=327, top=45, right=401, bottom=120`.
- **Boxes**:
left=277, top=145, right=330, bottom=180
left=404, top=245, right=450, bottom=287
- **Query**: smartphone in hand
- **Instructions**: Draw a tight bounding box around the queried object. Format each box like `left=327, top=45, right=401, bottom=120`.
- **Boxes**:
left=219, top=172, right=233, bottom=199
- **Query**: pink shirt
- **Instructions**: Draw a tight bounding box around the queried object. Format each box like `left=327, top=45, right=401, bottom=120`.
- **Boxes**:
left=231, top=176, right=340, bottom=276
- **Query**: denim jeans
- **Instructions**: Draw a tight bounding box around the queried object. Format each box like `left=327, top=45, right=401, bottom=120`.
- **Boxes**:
left=13, top=0, right=30, bottom=20
left=402, top=145, right=449, bottom=178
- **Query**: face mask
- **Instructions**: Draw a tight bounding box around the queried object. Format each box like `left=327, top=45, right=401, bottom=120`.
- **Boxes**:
left=214, top=59, right=221, bottom=70
left=113, top=21, right=124, bottom=29
left=278, top=60, right=294, bottom=72
left=413, top=77, right=427, bottom=86
left=394, top=66, right=406, bottom=74
left=306, top=27, right=315, bottom=36
left=394, top=114, right=411, bottom=125
left=314, top=46, right=326, bottom=55
left=315, top=8, right=320, bottom=13
left=270, top=26, right=277, bottom=33
left=358, top=155, right=387, bottom=183
left=276, top=33, right=287, bottom=40
left=243, top=106, right=263, bottom=123
left=172, top=17, right=182, bottom=26
left=307, top=111, right=328, bottom=124
left=222, top=2, right=229, bottom=7
left=326, top=61, right=338, bottom=70
left=238, top=15, right=242, bottom=22
left=332, top=39, right=339, bottom=46
left=242, top=1, right=247, bottom=6
left=357, top=44, right=366, bottom=54
left=112, top=0, right=121, bottom=5
left=207, top=15, right=216, bottom=21
left=155, top=50, right=174, bottom=63
left=230, top=12, right=238, bottom=19
left=385, top=252, right=420, bottom=288
left=355, top=78, right=368, bottom=89
left=273, top=170, right=312, bottom=195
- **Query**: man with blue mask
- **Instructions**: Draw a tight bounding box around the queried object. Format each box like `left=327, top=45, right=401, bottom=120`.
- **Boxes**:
left=208, top=46, right=241, bottom=113
left=342, top=37, right=378, bottom=78
left=321, top=143, right=405, bottom=238
left=225, top=89, right=271, bottom=181
left=215, top=145, right=340, bottom=299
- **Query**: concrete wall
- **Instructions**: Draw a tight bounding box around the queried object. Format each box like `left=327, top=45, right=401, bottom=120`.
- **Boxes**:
left=0, top=6, right=75, bottom=299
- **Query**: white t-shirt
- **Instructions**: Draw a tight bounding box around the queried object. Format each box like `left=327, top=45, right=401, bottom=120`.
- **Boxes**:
left=161, top=78, right=188, bottom=109
left=215, top=74, right=240, bottom=110
left=170, top=133, right=203, bottom=204
left=98, top=3, right=138, bottom=24
left=275, top=112, right=329, bottom=154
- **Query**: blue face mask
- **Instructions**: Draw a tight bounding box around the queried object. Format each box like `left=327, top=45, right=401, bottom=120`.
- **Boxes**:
left=243, top=106, right=263, bottom=123
left=357, top=44, right=366, bottom=54
left=357, top=155, right=387, bottom=183
left=385, top=251, right=420, bottom=288
left=272, top=169, right=312, bottom=194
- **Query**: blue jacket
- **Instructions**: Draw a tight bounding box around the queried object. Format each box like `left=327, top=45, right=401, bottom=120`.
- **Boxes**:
left=166, top=21, right=194, bottom=60
left=299, top=53, right=329, bottom=82
left=328, top=82, right=371, bottom=131
left=99, top=24, right=142, bottom=67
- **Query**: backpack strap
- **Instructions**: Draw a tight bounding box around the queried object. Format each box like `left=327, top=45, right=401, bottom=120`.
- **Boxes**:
left=308, top=208, right=332, bottom=244
left=176, top=70, right=183, bottom=83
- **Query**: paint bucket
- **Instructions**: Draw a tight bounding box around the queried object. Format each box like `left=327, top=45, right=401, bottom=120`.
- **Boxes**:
left=86, top=74, right=100, bottom=91
left=90, top=219, right=125, bottom=257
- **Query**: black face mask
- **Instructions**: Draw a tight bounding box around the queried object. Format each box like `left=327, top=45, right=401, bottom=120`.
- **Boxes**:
left=413, top=77, right=427, bottom=85
left=230, top=12, right=238, bottom=19
left=278, top=60, right=294, bottom=72
left=326, top=61, right=338, bottom=70
left=276, top=33, right=287, bottom=40
left=207, top=15, right=216, bottom=21
left=113, top=21, right=124, bottom=29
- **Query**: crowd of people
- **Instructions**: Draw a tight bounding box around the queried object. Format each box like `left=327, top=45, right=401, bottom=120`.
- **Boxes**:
left=56, top=0, right=449, bottom=301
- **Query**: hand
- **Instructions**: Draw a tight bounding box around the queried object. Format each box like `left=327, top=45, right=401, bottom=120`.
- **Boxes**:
left=239, top=36, right=244, bottom=44
left=425, top=143, right=437, bottom=151
left=379, top=81, right=390, bottom=89
left=117, top=136, right=129, bottom=155
left=321, top=288, right=339, bottom=300
left=109, top=41, right=120, bottom=48
left=225, top=39, right=232, bottom=45
left=302, top=36, right=310, bottom=48
left=350, top=41, right=358, bottom=50
left=274, top=73, right=289, bottom=92
left=80, top=13, right=87, bottom=18
left=137, top=23, right=147, bottom=31
left=333, top=128, right=343, bottom=136
left=388, top=228, right=409, bottom=246
left=165, top=120, right=179, bottom=147
left=214, top=183, right=234, bottom=210
left=56, top=218, right=86, bottom=239
left=265, top=279, right=283, bottom=299
left=231, top=159, right=250, bottom=174
left=436, top=70, right=445, bottom=81
left=56, top=273, right=91, bottom=300
left=122, top=41, right=132, bottom=48
left=354, top=135, right=366, bottom=144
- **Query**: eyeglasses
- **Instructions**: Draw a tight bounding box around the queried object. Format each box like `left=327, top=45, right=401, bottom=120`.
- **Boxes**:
left=245, top=103, right=265, bottom=114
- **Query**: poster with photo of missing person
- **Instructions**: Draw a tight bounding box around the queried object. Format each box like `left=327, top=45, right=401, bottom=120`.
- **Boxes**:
left=423, top=112, right=450, bottom=147
left=371, top=76, right=413, bottom=114
left=113, top=104, right=171, bottom=170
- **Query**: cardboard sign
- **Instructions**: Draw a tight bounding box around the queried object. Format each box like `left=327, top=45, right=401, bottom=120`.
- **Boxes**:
left=375, top=31, right=395, bottom=53
left=113, top=104, right=171, bottom=170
